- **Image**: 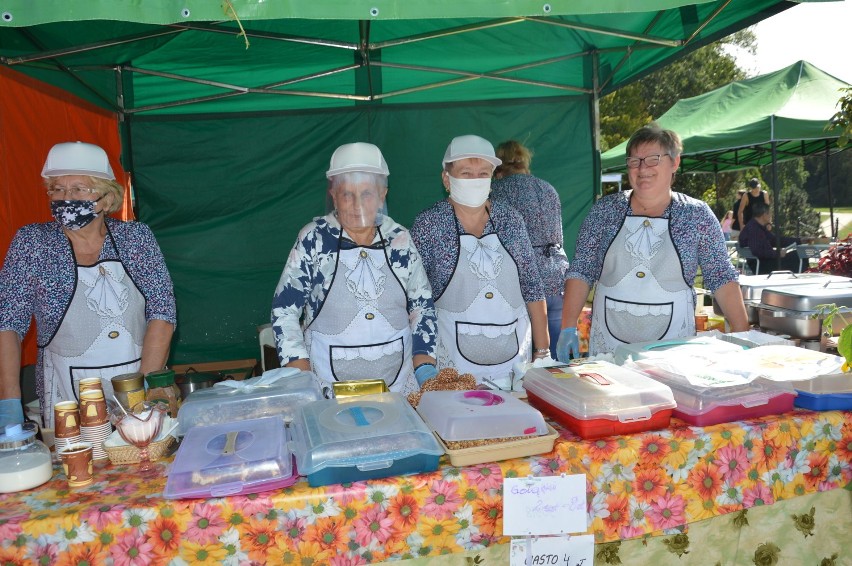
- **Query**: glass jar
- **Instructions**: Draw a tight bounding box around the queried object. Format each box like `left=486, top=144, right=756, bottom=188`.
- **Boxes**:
left=111, top=372, right=147, bottom=413
left=0, top=423, right=54, bottom=493
left=145, top=369, right=182, bottom=418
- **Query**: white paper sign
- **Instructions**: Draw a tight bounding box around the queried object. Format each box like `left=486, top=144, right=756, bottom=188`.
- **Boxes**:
left=509, top=534, right=595, bottom=566
left=502, top=475, right=587, bottom=536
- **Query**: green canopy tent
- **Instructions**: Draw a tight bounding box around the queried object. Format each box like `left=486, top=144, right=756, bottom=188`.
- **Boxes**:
left=601, top=60, right=851, bottom=237
left=0, top=0, right=805, bottom=362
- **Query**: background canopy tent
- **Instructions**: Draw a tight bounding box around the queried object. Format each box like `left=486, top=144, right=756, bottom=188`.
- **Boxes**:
left=601, top=60, right=851, bottom=174
left=0, top=0, right=805, bottom=363
left=601, top=60, right=851, bottom=239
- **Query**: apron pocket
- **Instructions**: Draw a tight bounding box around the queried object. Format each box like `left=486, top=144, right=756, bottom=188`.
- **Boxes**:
left=456, top=320, right=519, bottom=366
left=604, top=297, right=673, bottom=343
left=330, top=337, right=404, bottom=385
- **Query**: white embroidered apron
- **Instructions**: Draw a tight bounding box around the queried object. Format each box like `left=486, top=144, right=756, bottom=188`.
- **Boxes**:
left=589, top=213, right=695, bottom=355
left=306, top=230, right=415, bottom=398
left=41, top=236, right=146, bottom=429
left=435, top=221, right=531, bottom=385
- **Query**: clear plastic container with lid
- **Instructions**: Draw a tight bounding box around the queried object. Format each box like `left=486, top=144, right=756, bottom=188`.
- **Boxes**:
left=0, top=423, right=54, bottom=493
left=145, top=369, right=182, bottom=418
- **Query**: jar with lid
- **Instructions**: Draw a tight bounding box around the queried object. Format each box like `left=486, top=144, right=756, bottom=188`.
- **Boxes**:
left=145, top=369, right=182, bottom=418
left=0, top=423, right=54, bottom=493
left=111, top=372, right=147, bottom=413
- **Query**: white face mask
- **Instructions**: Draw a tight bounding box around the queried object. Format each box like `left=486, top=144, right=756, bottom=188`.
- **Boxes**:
left=448, top=175, right=491, bottom=208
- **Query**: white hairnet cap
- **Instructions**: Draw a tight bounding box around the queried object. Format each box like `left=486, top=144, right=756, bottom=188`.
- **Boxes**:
left=442, top=135, right=502, bottom=168
left=326, top=142, right=389, bottom=179
left=41, top=142, right=116, bottom=180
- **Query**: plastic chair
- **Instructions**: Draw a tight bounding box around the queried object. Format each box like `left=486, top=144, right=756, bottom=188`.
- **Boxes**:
left=256, top=323, right=279, bottom=372
left=735, top=243, right=759, bottom=275
left=796, top=245, right=822, bottom=273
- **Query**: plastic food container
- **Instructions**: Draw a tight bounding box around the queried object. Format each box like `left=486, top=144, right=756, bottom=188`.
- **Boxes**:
left=436, top=424, right=559, bottom=467
left=416, top=390, right=548, bottom=441
left=523, top=361, right=676, bottom=439
left=789, top=373, right=852, bottom=411
left=177, top=369, right=320, bottom=435
left=291, top=392, right=443, bottom=487
left=0, top=423, right=54, bottom=493
left=630, top=359, right=796, bottom=426
left=612, top=335, right=743, bottom=366
left=164, top=416, right=296, bottom=499
left=731, top=345, right=844, bottom=382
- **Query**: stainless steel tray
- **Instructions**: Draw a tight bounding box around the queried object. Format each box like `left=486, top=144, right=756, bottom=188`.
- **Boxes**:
left=757, top=305, right=824, bottom=339
left=712, top=298, right=761, bottom=324
left=759, top=281, right=852, bottom=312
left=738, top=272, right=849, bottom=301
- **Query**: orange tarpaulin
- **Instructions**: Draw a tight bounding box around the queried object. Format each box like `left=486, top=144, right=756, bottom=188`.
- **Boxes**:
left=0, top=66, right=130, bottom=366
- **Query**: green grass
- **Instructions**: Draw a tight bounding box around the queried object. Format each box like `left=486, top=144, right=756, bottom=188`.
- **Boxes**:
left=814, top=208, right=852, bottom=240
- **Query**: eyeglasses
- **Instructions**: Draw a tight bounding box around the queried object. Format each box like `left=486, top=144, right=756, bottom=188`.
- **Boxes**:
left=625, top=154, right=669, bottom=169
left=46, top=185, right=98, bottom=198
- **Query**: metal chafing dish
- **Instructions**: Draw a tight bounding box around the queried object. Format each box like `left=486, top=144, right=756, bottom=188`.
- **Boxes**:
left=757, top=281, right=852, bottom=339
left=713, top=272, right=851, bottom=324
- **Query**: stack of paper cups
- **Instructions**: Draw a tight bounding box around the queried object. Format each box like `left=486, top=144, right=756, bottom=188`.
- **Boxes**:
left=79, top=390, right=112, bottom=462
left=54, top=401, right=83, bottom=458
left=78, top=376, right=105, bottom=397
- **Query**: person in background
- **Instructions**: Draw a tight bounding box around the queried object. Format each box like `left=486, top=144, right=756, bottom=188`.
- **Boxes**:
left=411, top=135, right=549, bottom=387
left=0, top=142, right=176, bottom=429
left=720, top=210, right=734, bottom=241
left=556, top=124, right=749, bottom=359
left=729, top=189, right=746, bottom=238
left=737, top=178, right=770, bottom=233
left=271, top=143, right=438, bottom=398
left=738, top=200, right=799, bottom=274
left=492, top=140, right=569, bottom=355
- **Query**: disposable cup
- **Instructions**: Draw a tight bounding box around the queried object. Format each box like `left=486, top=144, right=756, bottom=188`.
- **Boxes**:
left=54, top=401, right=80, bottom=439
left=59, top=442, right=94, bottom=488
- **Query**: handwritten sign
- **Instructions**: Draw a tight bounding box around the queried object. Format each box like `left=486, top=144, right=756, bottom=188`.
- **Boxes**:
left=503, top=475, right=586, bottom=536
left=509, top=534, right=594, bottom=566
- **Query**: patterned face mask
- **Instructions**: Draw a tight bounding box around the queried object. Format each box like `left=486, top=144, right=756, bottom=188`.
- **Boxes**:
left=50, top=198, right=102, bottom=231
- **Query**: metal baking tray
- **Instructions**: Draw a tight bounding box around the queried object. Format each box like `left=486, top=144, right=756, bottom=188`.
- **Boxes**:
left=757, top=305, right=826, bottom=339
left=759, top=281, right=852, bottom=312
left=739, top=272, right=849, bottom=301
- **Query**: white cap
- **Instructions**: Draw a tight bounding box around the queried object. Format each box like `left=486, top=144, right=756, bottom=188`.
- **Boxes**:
left=442, top=135, right=502, bottom=168
left=41, top=142, right=116, bottom=180
left=326, top=142, right=389, bottom=179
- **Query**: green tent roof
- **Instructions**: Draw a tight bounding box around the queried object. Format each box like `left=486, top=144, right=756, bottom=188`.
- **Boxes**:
left=601, top=60, right=851, bottom=173
left=0, top=0, right=797, bottom=116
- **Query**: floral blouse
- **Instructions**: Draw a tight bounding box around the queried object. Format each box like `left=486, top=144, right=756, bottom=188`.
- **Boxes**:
left=410, top=199, right=545, bottom=303
left=566, top=190, right=739, bottom=292
left=271, top=213, right=437, bottom=364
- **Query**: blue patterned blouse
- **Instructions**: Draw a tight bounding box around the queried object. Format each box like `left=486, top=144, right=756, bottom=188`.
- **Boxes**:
left=566, top=190, right=739, bottom=292
left=410, top=199, right=545, bottom=302
left=0, top=217, right=177, bottom=343
left=271, top=213, right=437, bottom=365
left=491, top=173, right=570, bottom=296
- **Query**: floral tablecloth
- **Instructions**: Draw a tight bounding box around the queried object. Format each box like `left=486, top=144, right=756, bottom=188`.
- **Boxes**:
left=1, top=409, right=850, bottom=565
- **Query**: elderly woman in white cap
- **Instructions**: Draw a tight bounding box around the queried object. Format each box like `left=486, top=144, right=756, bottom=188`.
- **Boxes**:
left=0, top=142, right=177, bottom=429
left=411, top=135, right=549, bottom=387
left=271, top=142, right=438, bottom=397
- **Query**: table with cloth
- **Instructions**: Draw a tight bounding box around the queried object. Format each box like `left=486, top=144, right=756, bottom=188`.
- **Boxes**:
left=1, top=409, right=850, bottom=565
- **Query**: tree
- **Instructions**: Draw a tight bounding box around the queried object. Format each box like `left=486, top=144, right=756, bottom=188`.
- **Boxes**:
left=828, top=87, right=852, bottom=148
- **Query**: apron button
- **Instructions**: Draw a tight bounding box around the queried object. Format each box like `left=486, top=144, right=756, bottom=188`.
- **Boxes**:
left=636, top=272, right=646, bottom=278
left=108, top=331, right=120, bottom=339
left=360, top=250, right=368, bottom=258
left=365, top=313, right=375, bottom=320
left=485, top=292, right=494, bottom=299
left=643, top=219, right=651, bottom=226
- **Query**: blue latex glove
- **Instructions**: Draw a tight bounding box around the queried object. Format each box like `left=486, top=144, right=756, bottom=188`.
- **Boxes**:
left=556, top=327, right=580, bottom=362
left=0, top=398, right=24, bottom=429
left=414, top=363, right=439, bottom=386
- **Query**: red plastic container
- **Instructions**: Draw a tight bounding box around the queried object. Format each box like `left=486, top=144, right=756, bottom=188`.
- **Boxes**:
left=526, top=390, right=673, bottom=439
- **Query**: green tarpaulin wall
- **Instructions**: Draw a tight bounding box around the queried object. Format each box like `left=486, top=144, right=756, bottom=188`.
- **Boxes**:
left=1, top=0, right=809, bottom=363
left=131, top=97, right=592, bottom=362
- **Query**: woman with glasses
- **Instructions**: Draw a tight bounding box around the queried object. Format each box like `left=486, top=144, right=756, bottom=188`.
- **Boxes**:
left=555, top=124, right=748, bottom=359
left=0, top=142, right=176, bottom=430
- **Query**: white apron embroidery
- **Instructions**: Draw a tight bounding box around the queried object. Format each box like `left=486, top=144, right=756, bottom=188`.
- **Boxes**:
left=435, top=230, right=531, bottom=385
left=590, top=214, right=695, bottom=355
left=42, top=257, right=146, bottom=429
left=306, top=233, right=415, bottom=398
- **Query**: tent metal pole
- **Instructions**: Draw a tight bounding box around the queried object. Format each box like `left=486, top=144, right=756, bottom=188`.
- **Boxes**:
left=597, top=10, right=668, bottom=92
left=683, top=0, right=733, bottom=45
left=372, top=18, right=523, bottom=49
left=171, top=22, right=357, bottom=50
left=771, top=138, right=781, bottom=271
left=524, top=17, right=681, bottom=47
left=825, top=140, right=836, bottom=239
